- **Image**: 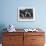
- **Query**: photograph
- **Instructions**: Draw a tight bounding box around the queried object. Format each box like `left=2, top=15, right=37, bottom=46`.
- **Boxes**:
left=18, top=7, right=35, bottom=21
left=0, top=0, right=45, bottom=46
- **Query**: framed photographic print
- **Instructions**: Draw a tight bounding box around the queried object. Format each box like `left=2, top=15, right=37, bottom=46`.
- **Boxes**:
left=18, top=7, right=35, bottom=21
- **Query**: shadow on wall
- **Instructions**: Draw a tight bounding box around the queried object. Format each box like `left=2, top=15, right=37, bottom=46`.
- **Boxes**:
left=0, top=24, right=7, bottom=43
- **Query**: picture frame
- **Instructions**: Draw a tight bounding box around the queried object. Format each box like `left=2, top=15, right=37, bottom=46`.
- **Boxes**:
left=18, top=7, right=35, bottom=21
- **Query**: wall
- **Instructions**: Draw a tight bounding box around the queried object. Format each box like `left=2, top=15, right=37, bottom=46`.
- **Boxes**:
left=0, top=0, right=46, bottom=30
